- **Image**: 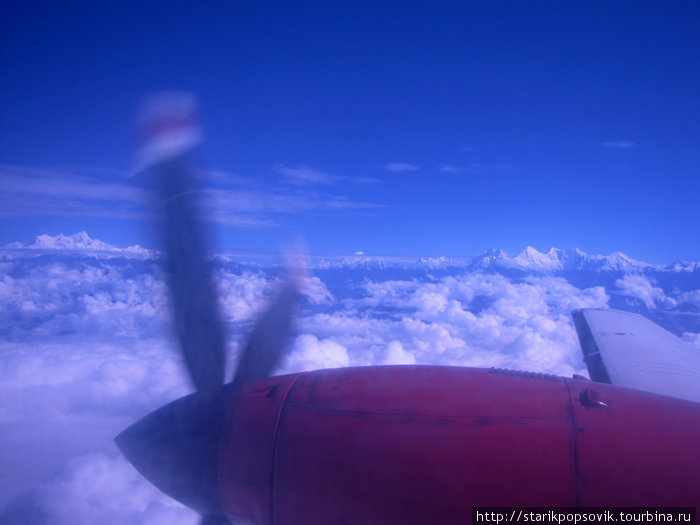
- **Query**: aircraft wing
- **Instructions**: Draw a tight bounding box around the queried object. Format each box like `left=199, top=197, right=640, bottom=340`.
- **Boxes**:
left=572, top=308, right=700, bottom=404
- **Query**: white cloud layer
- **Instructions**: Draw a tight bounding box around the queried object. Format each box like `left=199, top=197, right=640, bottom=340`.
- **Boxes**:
left=2, top=238, right=699, bottom=523
left=1, top=454, right=197, bottom=525
left=615, top=274, right=677, bottom=310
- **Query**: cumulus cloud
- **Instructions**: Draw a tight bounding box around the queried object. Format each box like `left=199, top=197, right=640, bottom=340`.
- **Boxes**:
left=215, top=268, right=275, bottom=322
left=323, top=272, right=609, bottom=375
left=1, top=454, right=196, bottom=525
left=383, top=162, right=419, bottom=172
left=281, top=334, right=350, bottom=373
left=382, top=340, right=417, bottom=365
left=677, top=289, right=700, bottom=309
left=615, top=274, right=676, bottom=310
left=2, top=240, right=700, bottom=522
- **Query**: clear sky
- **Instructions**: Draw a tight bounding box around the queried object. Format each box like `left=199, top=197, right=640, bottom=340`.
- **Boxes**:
left=1, top=1, right=698, bottom=262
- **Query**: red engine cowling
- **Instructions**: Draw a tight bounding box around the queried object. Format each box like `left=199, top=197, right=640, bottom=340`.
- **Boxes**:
left=218, top=366, right=700, bottom=524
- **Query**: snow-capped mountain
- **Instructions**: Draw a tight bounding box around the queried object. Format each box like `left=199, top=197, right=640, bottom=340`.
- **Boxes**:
left=2, top=232, right=696, bottom=275
left=3, top=231, right=152, bottom=257
left=416, top=246, right=653, bottom=273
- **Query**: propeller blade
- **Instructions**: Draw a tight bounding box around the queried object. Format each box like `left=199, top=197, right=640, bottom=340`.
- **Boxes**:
left=230, top=252, right=307, bottom=390
left=199, top=515, right=229, bottom=525
left=137, top=93, right=226, bottom=393
left=123, top=93, right=306, bottom=524
left=159, top=157, right=226, bottom=392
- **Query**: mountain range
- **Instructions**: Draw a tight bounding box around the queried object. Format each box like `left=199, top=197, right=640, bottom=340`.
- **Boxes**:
left=4, top=231, right=700, bottom=274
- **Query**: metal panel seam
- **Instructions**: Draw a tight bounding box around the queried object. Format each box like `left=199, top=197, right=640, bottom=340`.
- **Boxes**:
left=268, top=372, right=307, bottom=525
left=563, top=380, right=580, bottom=506
left=284, top=405, right=571, bottom=420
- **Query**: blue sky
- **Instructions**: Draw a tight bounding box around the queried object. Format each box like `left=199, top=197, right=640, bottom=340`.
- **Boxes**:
left=1, top=1, right=699, bottom=262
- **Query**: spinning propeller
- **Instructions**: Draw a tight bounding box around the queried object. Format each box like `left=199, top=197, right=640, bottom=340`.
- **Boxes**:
left=115, top=93, right=302, bottom=524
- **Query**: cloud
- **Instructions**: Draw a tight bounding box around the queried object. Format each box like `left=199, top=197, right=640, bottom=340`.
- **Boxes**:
left=196, top=168, right=258, bottom=188
left=273, top=164, right=382, bottom=186
left=0, top=164, right=382, bottom=229
left=274, top=164, right=338, bottom=185
left=615, top=274, right=676, bottom=310
left=383, top=162, right=419, bottom=173
left=207, top=186, right=382, bottom=228
left=285, top=270, right=612, bottom=379
left=0, top=165, right=145, bottom=221
left=681, top=331, right=700, bottom=349
left=467, top=163, right=515, bottom=172
left=603, top=141, right=638, bottom=148
left=324, top=272, right=609, bottom=374
left=281, top=334, right=350, bottom=373
left=2, top=241, right=700, bottom=522
left=382, top=340, right=416, bottom=365
left=678, top=289, right=700, bottom=308
left=0, top=454, right=197, bottom=525
left=438, top=164, right=464, bottom=173
left=436, top=163, right=515, bottom=174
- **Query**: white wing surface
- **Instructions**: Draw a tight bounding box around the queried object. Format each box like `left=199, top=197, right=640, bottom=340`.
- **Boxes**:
left=572, top=308, right=700, bottom=404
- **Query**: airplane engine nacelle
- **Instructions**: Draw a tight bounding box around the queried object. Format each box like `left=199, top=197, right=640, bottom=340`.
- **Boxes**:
left=218, top=366, right=700, bottom=524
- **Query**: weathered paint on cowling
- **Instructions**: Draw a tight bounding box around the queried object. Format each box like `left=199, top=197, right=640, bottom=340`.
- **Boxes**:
left=566, top=378, right=700, bottom=505
left=218, top=373, right=302, bottom=524
left=218, top=366, right=700, bottom=524
left=272, top=366, right=575, bottom=524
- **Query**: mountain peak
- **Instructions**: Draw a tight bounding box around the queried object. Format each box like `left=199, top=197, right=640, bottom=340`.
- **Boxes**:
left=512, top=246, right=562, bottom=270
left=1, top=233, right=664, bottom=272
left=33, top=231, right=110, bottom=250
left=460, top=246, right=651, bottom=273
left=4, top=232, right=151, bottom=257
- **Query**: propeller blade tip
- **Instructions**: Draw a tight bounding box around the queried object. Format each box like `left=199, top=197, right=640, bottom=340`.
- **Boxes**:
left=134, top=91, right=203, bottom=173
left=282, top=236, right=311, bottom=293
